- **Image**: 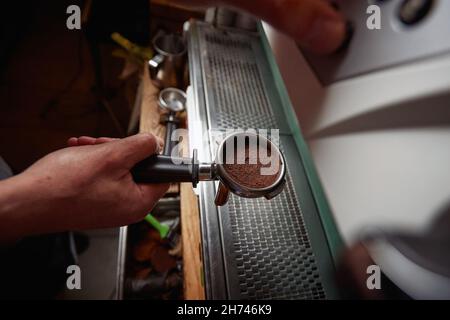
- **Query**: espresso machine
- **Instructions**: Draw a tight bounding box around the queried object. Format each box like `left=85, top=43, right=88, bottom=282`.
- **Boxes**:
left=184, top=19, right=338, bottom=299
left=116, top=0, right=450, bottom=300
left=182, top=0, right=450, bottom=299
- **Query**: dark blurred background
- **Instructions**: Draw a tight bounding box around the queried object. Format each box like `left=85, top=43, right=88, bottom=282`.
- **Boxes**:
left=0, top=0, right=199, bottom=174
left=0, top=0, right=202, bottom=299
left=1, top=0, right=132, bottom=173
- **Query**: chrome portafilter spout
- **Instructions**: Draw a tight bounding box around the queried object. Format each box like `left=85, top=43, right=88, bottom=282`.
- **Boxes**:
left=131, top=132, right=287, bottom=206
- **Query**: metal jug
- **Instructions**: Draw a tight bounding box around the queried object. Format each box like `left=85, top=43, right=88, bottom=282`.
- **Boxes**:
left=149, top=33, right=187, bottom=89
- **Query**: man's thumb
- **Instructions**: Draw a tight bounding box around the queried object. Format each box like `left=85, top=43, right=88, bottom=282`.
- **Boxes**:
left=115, top=133, right=160, bottom=168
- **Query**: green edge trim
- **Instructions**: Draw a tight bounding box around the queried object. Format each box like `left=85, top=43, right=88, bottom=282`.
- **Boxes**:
left=257, top=23, right=344, bottom=263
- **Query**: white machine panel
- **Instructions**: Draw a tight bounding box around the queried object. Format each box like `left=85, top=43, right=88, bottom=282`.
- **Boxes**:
left=303, top=0, right=450, bottom=84
left=262, top=0, right=450, bottom=244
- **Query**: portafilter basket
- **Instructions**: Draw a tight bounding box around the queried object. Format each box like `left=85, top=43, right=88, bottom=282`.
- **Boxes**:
left=132, top=132, right=286, bottom=206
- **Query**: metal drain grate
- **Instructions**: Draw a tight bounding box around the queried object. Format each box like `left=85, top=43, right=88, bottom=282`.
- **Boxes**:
left=228, top=153, right=326, bottom=299
left=200, top=30, right=278, bottom=130
left=195, top=24, right=328, bottom=300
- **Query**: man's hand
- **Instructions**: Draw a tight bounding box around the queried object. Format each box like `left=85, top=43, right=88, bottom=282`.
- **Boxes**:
left=0, top=134, right=168, bottom=241
left=176, top=0, right=347, bottom=54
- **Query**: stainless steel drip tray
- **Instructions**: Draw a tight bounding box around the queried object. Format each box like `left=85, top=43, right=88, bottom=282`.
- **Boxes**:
left=218, top=135, right=333, bottom=299
left=186, top=21, right=340, bottom=299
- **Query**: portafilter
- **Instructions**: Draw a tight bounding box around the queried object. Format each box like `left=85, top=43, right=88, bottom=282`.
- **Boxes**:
left=132, top=132, right=286, bottom=206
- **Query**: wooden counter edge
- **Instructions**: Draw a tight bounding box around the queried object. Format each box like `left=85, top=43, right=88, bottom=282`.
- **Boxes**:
left=137, top=66, right=205, bottom=300
left=180, top=183, right=205, bottom=300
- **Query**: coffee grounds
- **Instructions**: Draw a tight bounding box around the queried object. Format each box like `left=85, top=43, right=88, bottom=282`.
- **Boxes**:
left=223, top=144, right=280, bottom=189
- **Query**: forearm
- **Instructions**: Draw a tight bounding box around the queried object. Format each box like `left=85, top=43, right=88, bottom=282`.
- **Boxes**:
left=0, top=174, right=51, bottom=242
left=183, top=0, right=346, bottom=54
left=223, top=0, right=341, bottom=39
left=0, top=134, right=167, bottom=242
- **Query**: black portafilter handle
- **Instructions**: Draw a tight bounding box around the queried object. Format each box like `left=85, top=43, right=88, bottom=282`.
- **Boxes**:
left=131, top=150, right=202, bottom=187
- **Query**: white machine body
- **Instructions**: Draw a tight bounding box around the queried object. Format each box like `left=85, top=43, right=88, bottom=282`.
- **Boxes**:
left=262, top=0, right=450, bottom=244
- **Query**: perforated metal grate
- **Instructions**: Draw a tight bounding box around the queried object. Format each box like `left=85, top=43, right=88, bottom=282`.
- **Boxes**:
left=201, top=30, right=278, bottom=130
left=228, top=160, right=326, bottom=299
left=197, top=24, right=326, bottom=299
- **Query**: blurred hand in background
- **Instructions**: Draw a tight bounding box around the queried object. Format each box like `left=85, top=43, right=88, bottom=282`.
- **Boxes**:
left=174, top=0, right=347, bottom=54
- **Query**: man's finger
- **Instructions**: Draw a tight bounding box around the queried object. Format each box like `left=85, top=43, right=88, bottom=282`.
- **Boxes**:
left=67, top=137, right=79, bottom=147
left=137, top=183, right=170, bottom=212
left=156, top=137, right=164, bottom=154
left=115, top=133, right=160, bottom=168
left=67, top=136, right=119, bottom=147
left=77, top=136, right=98, bottom=146
left=95, top=137, right=119, bottom=144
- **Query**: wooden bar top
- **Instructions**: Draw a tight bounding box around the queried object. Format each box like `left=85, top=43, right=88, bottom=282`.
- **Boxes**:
left=137, top=66, right=205, bottom=300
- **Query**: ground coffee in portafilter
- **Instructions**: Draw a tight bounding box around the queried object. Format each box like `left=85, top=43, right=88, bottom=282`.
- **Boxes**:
left=223, top=143, right=281, bottom=189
